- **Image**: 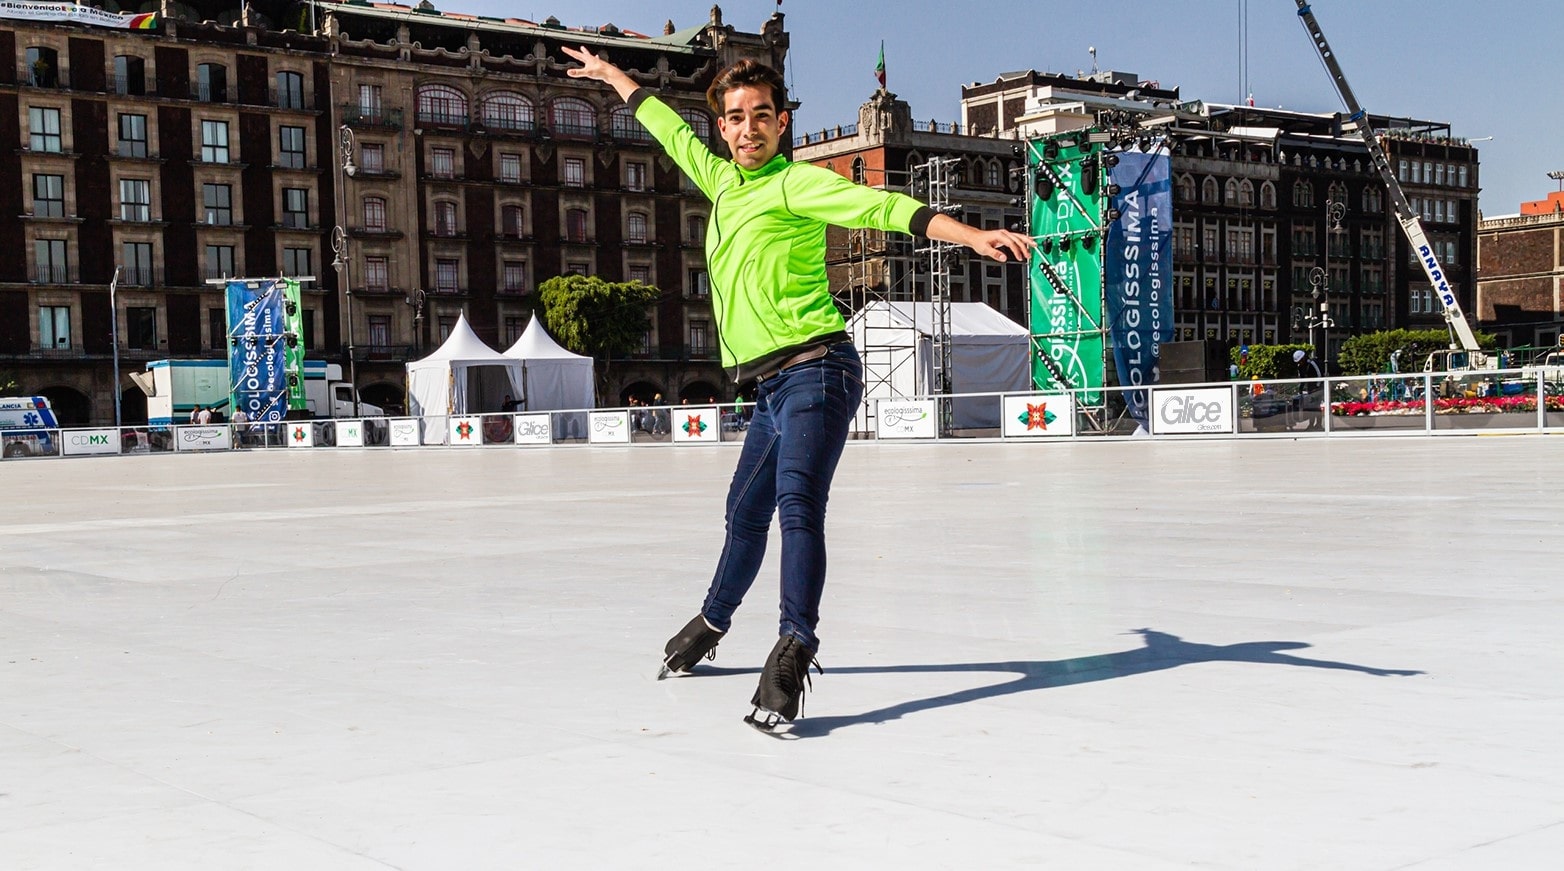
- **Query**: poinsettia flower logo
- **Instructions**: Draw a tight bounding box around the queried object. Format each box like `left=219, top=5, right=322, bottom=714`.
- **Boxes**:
left=682, top=414, right=707, bottom=436
left=455, top=420, right=474, bottom=439
left=1018, top=402, right=1056, bottom=430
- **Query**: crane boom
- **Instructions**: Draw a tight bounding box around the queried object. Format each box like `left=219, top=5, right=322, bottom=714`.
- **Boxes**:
left=1293, top=1, right=1481, bottom=353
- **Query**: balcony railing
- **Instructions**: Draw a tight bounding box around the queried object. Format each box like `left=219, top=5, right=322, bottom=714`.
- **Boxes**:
left=32, top=264, right=75, bottom=284
left=116, top=141, right=151, bottom=159
left=119, top=266, right=161, bottom=287
left=19, top=65, right=68, bottom=89
left=191, top=82, right=229, bottom=102
left=109, top=74, right=151, bottom=96
left=270, top=87, right=314, bottom=110
left=480, top=116, right=536, bottom=134
left=416, top=110, right=470, bottom=130
left=341, top=104, right=404, bottom=129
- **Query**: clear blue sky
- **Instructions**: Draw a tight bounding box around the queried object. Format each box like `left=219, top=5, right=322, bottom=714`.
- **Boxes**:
left=466, top=0, right=1560, bottom=215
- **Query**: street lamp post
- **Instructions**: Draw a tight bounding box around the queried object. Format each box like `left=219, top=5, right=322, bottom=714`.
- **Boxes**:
left=109, top=265, right=122, bottom=428
left=333, top=123, right=360, bottom=416
left=404, top=287, right=426, bottom=354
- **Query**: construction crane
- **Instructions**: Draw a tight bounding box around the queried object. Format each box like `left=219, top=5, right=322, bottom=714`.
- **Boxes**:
left=1293, top=1, right=1486, bottom=365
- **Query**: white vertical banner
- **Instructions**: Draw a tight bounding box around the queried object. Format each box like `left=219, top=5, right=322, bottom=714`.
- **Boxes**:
left=1150, top=387, right=1235, bottom=435
left=876, top=399, right=938, bottom=439
left=1001, top=394, right=1075, bottom=438
left=286, top=422, right=315, bottom=447
left=336, top=420, right=364, bottom=447
left=513, top=413, right=552, bottom=446
left=588, top=411, right=631, bottom=444
left=389, top=418, right=420, bottom=447
left=447, top=416, right=481, bottom=446
left=671, top=406, right=720, bottom=445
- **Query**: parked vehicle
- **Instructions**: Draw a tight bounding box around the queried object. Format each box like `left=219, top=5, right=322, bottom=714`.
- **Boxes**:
left=0, top=395, right=59, bottom=458
left=131, top=360, right=385, bottom=443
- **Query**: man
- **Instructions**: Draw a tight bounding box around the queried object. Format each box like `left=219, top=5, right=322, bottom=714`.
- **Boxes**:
left=564, top=47, right=1033, bottom=730
left=1293, top=349, right=1324, bottom=431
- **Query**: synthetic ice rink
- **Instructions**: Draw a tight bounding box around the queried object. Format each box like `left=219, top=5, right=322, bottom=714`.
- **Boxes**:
left=2, top=436, right=1560, bottom=869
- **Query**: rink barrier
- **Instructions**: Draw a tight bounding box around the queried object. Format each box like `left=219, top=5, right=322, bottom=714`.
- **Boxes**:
left=5, top=368, right=1564, bottom=460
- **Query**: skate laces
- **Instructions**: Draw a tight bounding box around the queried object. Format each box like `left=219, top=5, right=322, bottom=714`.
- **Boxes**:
left=774, top=642, right=823, bottom=715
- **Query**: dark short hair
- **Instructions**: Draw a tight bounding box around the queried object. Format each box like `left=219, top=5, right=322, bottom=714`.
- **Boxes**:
left=706, top=59, right=787, bottom=115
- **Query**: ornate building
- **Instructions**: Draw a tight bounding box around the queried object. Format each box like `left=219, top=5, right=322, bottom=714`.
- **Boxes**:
left=0, top=1, right=785, bottom=423
left=1478, top=191, right=1564, bottom=350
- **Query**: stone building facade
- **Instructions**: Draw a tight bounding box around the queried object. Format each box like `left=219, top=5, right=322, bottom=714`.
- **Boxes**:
left=1477, top=192, right=1564, bottom=349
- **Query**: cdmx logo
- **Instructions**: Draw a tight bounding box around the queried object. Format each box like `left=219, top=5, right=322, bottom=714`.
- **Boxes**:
left=68, top=433, right=112, bottom=446
left=881, top=406, right=928, bottom=427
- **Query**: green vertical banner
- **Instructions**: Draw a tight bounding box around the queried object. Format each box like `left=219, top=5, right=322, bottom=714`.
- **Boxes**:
left=1027, top=133, right=1105, bottom=404
left=283, top=278, right=306, bottom=410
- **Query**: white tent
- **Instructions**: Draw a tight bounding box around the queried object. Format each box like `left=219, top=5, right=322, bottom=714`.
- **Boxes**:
left=847, top=301, right=1030, bottom=430
left=406, top=314, right=525, bottom=442
left=502, top=317, right=595, bottom=412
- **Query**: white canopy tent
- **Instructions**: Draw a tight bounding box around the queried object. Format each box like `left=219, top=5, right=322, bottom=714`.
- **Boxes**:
left=502, top=317, right=595, bottom=412
left=847, top=301, right=1030, bottom=430
left=406, top=314, right=525, bottom=442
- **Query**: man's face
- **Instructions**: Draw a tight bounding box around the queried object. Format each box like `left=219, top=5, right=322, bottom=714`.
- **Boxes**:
left=718, top=85, right=788, bottom=171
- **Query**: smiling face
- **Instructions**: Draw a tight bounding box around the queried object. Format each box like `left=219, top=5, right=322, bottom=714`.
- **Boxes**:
left=717, top=85, right=788, bottom=171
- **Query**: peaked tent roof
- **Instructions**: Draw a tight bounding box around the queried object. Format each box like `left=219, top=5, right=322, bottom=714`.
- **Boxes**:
left=856, top=301, right=1028, bottom=340
left=408, top=313, right=511, bottom=366
left=503, top=317, right=592, bottom=361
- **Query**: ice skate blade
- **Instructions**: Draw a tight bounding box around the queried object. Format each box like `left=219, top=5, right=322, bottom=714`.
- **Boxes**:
left=744, top=707, right=796, bottom=737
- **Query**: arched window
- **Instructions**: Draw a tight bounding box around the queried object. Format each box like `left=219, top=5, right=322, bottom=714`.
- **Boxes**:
left=1362, top=187, right=1383, bottom=213
left=25, top=47, right=59, bottom=87
left=196, top=62, right=227, bottom=102
left=416, top=84, right=468, bottom=126
left=501, top=204, right=524, bottom=237
left=1328, top=181, right=1348, bottom=204
left=552, top=97, right=596, bottom=137
left=627, top=211, right=648, bottom=244
left=433, top=201, right=458, bottom=236
left=362, top=196, right=387, bottom=231
left=1292, top=181, right=1314, bottom=208
left=1201, top=177, right=1219, bottom=204
left=1224, top=179, right=1239, bottom=205
left=851, top=157, right=865, bottom=184
left=275, top=71, right=305, bottom=109
left=1176, top=174, right=1196, bottom=202
left=1260, top=181, right=1276, bottom=210
left=610, top=105, right=648, bottom=141
left=677, top=108, right=712, bottom=141
left=113, top=55, right=145, bottom=95
left=1238, top=179, right=1255, bottom=208
left=986, top=160, right=1002, bottom=188
left=482, top=91, right=533, bottom=131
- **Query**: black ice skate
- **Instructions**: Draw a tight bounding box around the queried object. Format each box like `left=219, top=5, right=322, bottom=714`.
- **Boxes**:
left=657, top=614, right=726, bottom=680
left=744, top=634, right=822, bottom=733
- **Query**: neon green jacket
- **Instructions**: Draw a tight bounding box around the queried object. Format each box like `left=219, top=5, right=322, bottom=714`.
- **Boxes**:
left=632, top=91, right=933, bottom=381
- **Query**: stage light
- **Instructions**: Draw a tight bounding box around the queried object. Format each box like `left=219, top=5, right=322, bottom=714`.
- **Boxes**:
left=1041, top=237, right=1054, bottom=254
left=1080, top=155, right=1099, bottom=195
left=1035, top=174, right=1055, bottom=201
left=1082, top=235, right=1097, bottom=251
left=1043, top=141, right=1059, bottom=161
left=1106, top=208, right=1121, bottom=222
left=1106, top=184, right=1122, bottom=196
left=1103, top=153, right=1120, bottom=168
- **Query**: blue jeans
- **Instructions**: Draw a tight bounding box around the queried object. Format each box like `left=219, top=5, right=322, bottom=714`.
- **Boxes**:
left=700, top=343, right=864, bottom=651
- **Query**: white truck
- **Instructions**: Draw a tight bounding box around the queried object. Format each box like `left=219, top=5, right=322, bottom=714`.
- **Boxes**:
left=132, top=359, right=384, bottom=438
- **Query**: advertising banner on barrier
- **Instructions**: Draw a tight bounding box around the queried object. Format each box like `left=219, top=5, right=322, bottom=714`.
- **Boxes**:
left=1001, top=394, right=1075, bottom=438
left=286, top=422, right=315, bottom=447
left=672, top=407, right=720, bottom=445
left=1151, top=387, right=1234, bottom=435
left=876, top=399, right=938, bottom=439
left=513, top=413, right=552, bottom=446
left=61, top=428, right=120, bottom=456
left=175, top=425, right=232, bottom=452
left=1105, top=149, right=1176, bottom=426
left=448, top=416, right=481, bottom=446
left=226, top=279, right=290, bottom=422
left=588, top=411, right=630, bottom=444
left=336, top=420, right=364, bottom=447
left=389, top=418, right=420, bottom=447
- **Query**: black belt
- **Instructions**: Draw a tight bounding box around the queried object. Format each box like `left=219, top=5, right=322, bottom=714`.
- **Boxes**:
left=754, top=345, right=830, bottom=382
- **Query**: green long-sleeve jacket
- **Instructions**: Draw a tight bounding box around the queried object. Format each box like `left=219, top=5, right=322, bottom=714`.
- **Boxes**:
left=631, top=90, right=935, bottom=382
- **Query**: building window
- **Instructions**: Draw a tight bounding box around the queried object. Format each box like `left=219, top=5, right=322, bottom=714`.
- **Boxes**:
left=203, top=183, right=232, bottom=225
left=566, top=261, right=590, bottom=276
left=201, top=120, right=230, bottom=163
left=499, top=153, right=522, bottom=182
left=434, top=201, right=458, bottom=236
left=127, top=307, right=157, bottom=350
left=196, top=63, right=227, bottom=102
left=481, top=91, right=533, bottom=131
left=985, top=161, right=1002, bottom=188
left=357, top=84, right=383, bottom=117
left=502, top=260, right=526, bottom=292
left=282, top=188, right=308, bottom=229
left=1224, top=178, right=1239, bottom=205
left=118, top=113, right=148, bottom=157
left=359, top=142, right=384, bottom=174
left=629, top=265, right=650, bottom=285
left=282, top=247, right=311, bottom=280
left=563, top=157, right=586, bottom=187
left=677, top=109, right=712, bottom=141
left=611, top=105, right=648, bottom=141
left=123, top=242, right=154, bottom=286
left=504, top=316, right=526, bottom=345
left=120, top=178, right=151, bottom=222
left=689, top=319, right=711, bottom=355
left=852, top=157, right=866, bottom=184
left=551, top=97, right=596, bottom=137
left=688, top=268, right=709, bottom=298
left=33, top=174, right=64, bottom=217
left=113, top=55, right=145, bottom=96
left=429, top=147, right=455, bottom=179
left=363, top=197, right=386, bottom=231
left=627, top=211, right=648, bottom=244
left=278, top=125, right=306, bottom=169
left=687, top=215, right=704, bottom=244
left=1458, top=166, right=1468, bottom=188
left=275, top=71, right=305, bottom=109
left=363, top=256, right=388, bottom=292
left=1238, top=180, right=1255, bottom=208
left=368, top=315, right=391, bottom=346
left=1176, top=175, right=1196, bottom=202
left=25, top=46, right=59, bottom=87
left=1201, top=177, right=1218, bottom=204
left=204, top=244, right=235, bottom=280
left=625, top=161, right=647, bottom=191
left=39, top=305, right=70, bottom=349
left=29, top=107, right=62, bottom=153
left=416, top=84, right=468, bottom=126
left=34, top=239, right=67, bottom=283
left=208, top=308, right=225, bottom=351
left=501, top=204, right=524, bottom=237
left=436, top=316, right=456, bottom=342
left=1260, top=181, right=1276, bottom=210
left=1293, top=181, right=1314, bottom=208
left=566, top=208, right=588, bottom=242
left=435, top=258, right=460, bottom=292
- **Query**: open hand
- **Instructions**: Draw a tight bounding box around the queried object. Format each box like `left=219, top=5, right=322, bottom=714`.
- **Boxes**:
left=561, top=45, right=636, bottom=99
left=970, top=228, right=1036, bottom=263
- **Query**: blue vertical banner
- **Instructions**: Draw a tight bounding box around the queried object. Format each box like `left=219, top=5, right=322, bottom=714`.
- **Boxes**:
left=1104, top=149, right=1175, bottom=425
left=226, top=279, right=289, bottom=421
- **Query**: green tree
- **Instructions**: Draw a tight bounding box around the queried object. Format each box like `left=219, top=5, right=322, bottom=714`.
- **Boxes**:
left=0, top=369, right=19, bottom=395
left=1336, top=328, right=1497, bottom=376
left=537, top=274, right=663, bottom=402
left=1229, top=344, right=1315, bottom=380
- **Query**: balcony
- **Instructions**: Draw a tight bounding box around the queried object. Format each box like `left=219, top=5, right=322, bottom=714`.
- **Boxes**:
left=416, top=111, right=471, bottom=131
left=119, top=266, right=162, bottom=287
left=270, top=87, right=315, bottom=111
left=31, top=264, right=76, bottom=284
left=190, top=83, right=230, bottom=103
left=348, top=225, right=404, bottom=240
left=109, top=74, right=154, bottom=97
left=115, top=142, right=152, bottom=159
left=279, top=216, right=316, bottom=231
left=341, top=104, right=404, bottom=130
left=478, top=116, right=536, bottom=135
left=18, top=64, right=68, bottom=89
left=352, top=344, right=416, bottom=362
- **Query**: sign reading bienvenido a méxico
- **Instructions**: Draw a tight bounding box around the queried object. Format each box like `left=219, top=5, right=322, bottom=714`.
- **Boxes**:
left=0, top=1, right=157, bottom=28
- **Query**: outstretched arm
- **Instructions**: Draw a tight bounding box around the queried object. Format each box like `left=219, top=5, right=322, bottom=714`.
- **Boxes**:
left=926, top=213, right=1035, bottom=263
left=562, top=46, right=638, bottom=103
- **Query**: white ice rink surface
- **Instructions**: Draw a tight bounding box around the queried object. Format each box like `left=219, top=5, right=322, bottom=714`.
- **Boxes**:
left=2, top=437, right=1561, bottom=870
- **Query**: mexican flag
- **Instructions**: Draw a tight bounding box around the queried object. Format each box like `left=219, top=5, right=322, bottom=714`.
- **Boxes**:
left=874, top=41, right=886, bottom=88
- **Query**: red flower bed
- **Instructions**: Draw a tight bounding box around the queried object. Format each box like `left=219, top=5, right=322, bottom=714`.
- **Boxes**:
left=1332, top=395, right=1564, bottom=415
